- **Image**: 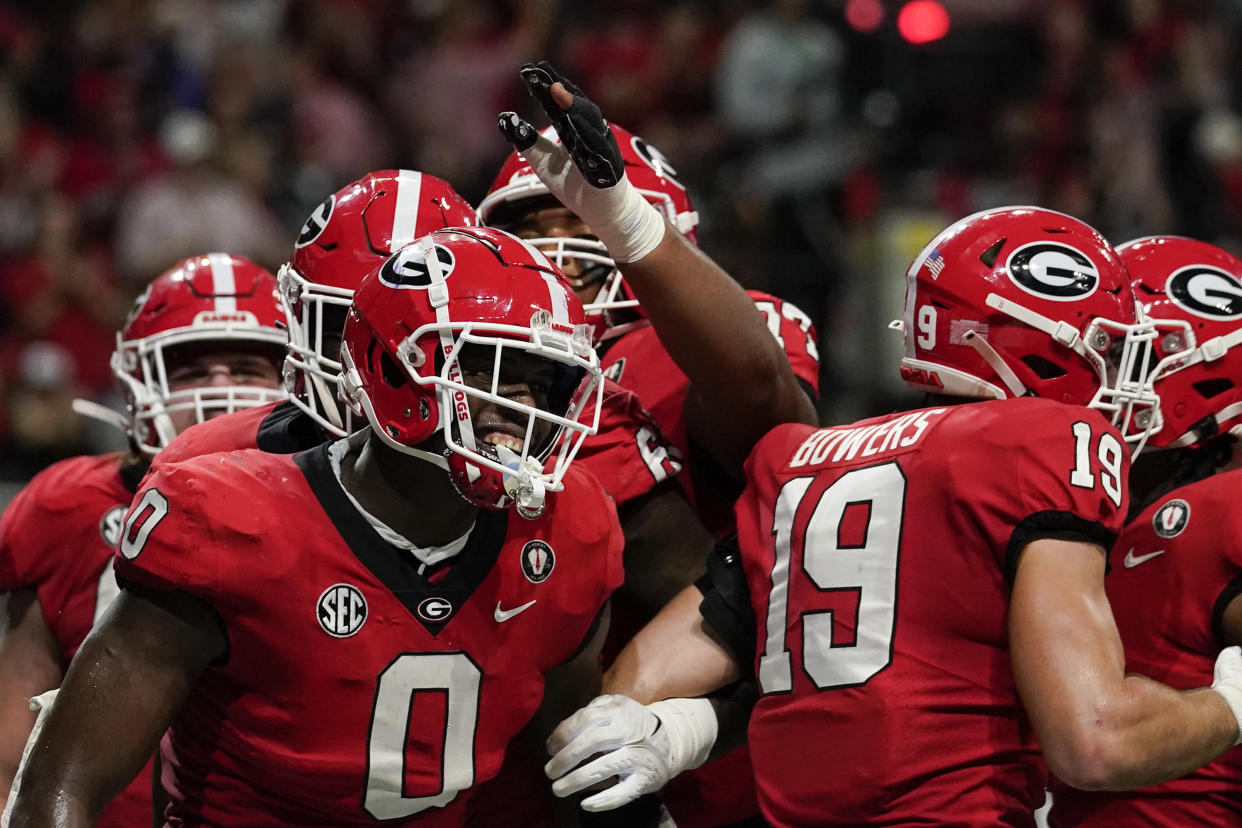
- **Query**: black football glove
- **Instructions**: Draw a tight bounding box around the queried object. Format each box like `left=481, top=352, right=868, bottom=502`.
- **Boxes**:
left=497, top=61, right=624, bottom=189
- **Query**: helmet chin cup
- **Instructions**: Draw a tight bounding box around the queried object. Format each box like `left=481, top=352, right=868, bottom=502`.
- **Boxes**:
left=496, top=443, right=547, bottom=519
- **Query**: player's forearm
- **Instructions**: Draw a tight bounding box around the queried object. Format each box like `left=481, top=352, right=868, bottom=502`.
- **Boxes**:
left=8, top=775, right=95, bottom=828
left=1048, top=676, right=1237, bottom=791
left=603, top=586, right=740, bottom=703
left=619, top=229, right=817, bottom=437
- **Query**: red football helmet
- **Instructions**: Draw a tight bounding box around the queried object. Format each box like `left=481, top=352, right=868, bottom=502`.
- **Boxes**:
left=339, top=227, right=604, bottom=517
left=1119, top=236, right=1242, bottom=448
left=279, top=169, right=477, bottom=437
left=112, top=253, right=287, bottom=454
left=477, top=123, right=698, bottom=342
left=895, top=206, right=1161, bottom=451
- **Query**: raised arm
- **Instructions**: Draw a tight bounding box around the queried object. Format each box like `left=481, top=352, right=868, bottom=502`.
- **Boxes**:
left=1011, top=537, right=1241, bottom=791
left=7, top=583, right=225, bottom=828
left=498, top=61, right=817, bottom=473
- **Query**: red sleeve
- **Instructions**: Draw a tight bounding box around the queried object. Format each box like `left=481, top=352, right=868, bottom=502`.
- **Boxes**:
left=574, top=379, right=683, bottom=505
left=944, top=401, right=1130, bottom=580
left=0, top=478, right=40, bottom=589
left=113, top=460, right=223, bottom=604
left=746, top=291, right=820, bottom=394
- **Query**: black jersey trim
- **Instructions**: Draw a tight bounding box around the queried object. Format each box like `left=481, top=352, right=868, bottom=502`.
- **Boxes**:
left=1212, top=576, right=1242, bottom=648
left=696, top=534, right=757, bottom=668
left=117, top=456, right=149, bottom=494
left=1005, top=510, right=1117, bottom=587
left=293, top=442, right=507, bottom=636
left=256, top=400, right=326, bottom=454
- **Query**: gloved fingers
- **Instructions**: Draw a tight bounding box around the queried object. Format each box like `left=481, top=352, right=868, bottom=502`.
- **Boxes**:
left=580, top=771, right=654, bottom=812
left=551, top=748, right=645, bottom=800
left=518, top=61, right=623, bottom=188
left=497, top=111, right=539, bottom=151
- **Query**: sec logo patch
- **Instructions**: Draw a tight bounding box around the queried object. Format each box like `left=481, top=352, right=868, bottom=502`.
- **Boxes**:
left=317, top=583, right=368, bottom=638
left=1152, top=499, right=1190, bottom=539
left=521, top=540, right=555, bottom=583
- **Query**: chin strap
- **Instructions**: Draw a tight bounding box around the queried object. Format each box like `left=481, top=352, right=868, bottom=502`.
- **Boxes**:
left=960, top=329, right=1030, bottom=398
left=495, top=443, right=547, bottom=515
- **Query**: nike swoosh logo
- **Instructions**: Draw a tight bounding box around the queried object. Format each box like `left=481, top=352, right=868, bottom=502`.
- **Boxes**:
left=1123, top=548, right=1166, bottom=568
left=494, top=599, right=536, bottom=623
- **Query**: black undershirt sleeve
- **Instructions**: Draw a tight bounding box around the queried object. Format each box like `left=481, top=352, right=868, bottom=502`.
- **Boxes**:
left=1004, top=510, right=1118, bottom=587
left=696, top=534, right=757, bottom=669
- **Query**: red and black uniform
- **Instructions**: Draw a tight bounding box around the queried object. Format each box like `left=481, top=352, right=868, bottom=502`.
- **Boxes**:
left=114, top=444, right=623, bottom=827
left=600, top=291, right=819, bottom=827
left=698, top=398, right=1128, bottom=827
left=145, top=400, right=323, bottom=476
left=1049, top=470, right=1242, bottom=826
left=0, top=453, right=154, bottom=828
left=574, top=377, right=682, bottom=505
left=601, top=290, right=820, bottom=537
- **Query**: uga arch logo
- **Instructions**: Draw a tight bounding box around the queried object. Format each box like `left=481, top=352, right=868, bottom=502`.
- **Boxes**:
left=1166, top=265, right=1242, bottom=320
left=379, top=242, right=456, bottom=290
left=1006, top=242, right=1100, bottom=301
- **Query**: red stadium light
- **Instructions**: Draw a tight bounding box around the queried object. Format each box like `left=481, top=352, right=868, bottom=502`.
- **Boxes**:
left=846, top=0, right=885, bottom=33
left=897, top=1, right=950, bottom=44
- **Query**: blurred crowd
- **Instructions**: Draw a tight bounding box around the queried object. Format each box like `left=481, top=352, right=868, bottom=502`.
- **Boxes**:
left=1, top=0, right=1241, bottom=486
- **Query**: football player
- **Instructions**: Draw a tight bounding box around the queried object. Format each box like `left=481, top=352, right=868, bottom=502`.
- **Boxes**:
left=540, top=208, right=1242, bottom=827
left=7, top=228, right=625, bottom=827
left=147, top=169, right=479, bottom=465
left=486, top=65, right=820, bottom=826
left=0, top=253, right=287, bottom=824
left=1049, top=236, right=1242, bottom=826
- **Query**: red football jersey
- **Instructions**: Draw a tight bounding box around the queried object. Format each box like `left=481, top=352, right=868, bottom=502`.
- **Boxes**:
left=574, top=378, right=682, bottom=506
left=0, top=453, right=154, bottom=828
left=1049, top=471, right=1242, bottom=826
left=144, top=400, right=321, bottom=477
left=600, top=290, right=820, bottom=537
left=114, top=444, right=623, bottom=827
left=600, top=290, right=819, bottom=827
left=724, top=398, right=1128, bottom=827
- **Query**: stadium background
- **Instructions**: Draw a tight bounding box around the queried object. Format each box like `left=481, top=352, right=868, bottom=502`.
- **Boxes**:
left=0, top=0, right=1238, bottom=504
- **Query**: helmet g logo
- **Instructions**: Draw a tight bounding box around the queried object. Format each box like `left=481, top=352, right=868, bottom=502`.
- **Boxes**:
left=296, top=195, right=334, bottom=248
left=1166, top=266, right=1242, bottom=319
left=1006, top=242, right=1100, bottom=301
left=379, top=243, right=456, bottom=290
left=630, top=136, right=685, bottom=190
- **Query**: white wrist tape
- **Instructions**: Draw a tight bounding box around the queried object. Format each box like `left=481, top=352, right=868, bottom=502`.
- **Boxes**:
left=647, top=697, right=718, bottom=772
left=520, top=132, right=666, bottom=264
left=1211, top=646, right=1242, bottom=746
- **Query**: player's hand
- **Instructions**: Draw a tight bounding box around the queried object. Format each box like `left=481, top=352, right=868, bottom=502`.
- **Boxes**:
left=544, top=694, right=717, bottom=812
left=501, top=61, right=624, bottom=188
left=1211, top=646, right=1242, bottom=745
left=496, top=62, right=665, bottom=264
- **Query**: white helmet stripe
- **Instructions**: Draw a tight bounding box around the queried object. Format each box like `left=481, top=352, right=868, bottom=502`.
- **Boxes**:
left=540, top=272, right=570, bottom=324
left=390, top=170, right=423, bottom=252
left=208, top=252, right=237, bottom=313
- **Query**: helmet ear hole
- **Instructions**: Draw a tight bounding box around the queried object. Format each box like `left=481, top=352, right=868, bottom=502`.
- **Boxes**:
left=1192, top=378, right=1234, bottom=399
left=378, top=349, right=407, bottom=389
left=1020, top=354, right=1068, bottom=380
left=979, top=238, right=1006, bottom=268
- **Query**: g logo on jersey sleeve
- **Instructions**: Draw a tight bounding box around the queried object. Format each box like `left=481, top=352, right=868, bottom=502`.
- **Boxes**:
left=317, top=583, right=368, bottom=637
left=379, top=243, right=455, bottom=290
left=1006, top=242, right=1100, bottom=300
left=1166, top=266, right=1242, bottom=319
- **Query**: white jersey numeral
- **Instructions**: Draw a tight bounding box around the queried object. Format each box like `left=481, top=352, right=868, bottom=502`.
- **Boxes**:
left=758, top=463, right=906, bottom=694
left=118, top=489, right=169, bottom=560
left=364, top=652, right=482, bottom=819
left=1069, top=421, right=1123, bottom=507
